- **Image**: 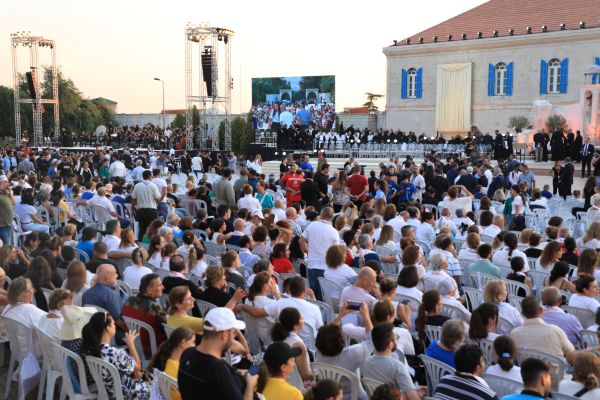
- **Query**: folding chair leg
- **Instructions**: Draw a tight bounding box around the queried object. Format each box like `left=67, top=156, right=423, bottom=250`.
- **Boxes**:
left=4, top=355, right=15, bottom=399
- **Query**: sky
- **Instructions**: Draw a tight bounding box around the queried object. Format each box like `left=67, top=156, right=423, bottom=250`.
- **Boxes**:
left=0, top=0, right=487, bottom=114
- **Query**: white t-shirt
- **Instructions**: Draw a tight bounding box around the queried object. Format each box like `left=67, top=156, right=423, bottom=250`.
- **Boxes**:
left=15, top=203, right=37, bottom=225
left=481, top=225, right=502, bottom=238
left=386, top=216, right=406, bottom=235
left=103, top=235, right=121, bottom=253
left=151, top=178, right=167, bottom=203
left=245, top=295, right=276, bottom=340
left=342, top=323, right=415, bottom=356
left=439, top=196, right=472, bottom=216
left=458, top=247, right=479, bottom=262
left=512, top=195, right=525, bottom=214
left=191, top=157, right=203, bottom=171
left=123, top=265, right=154, bottom=290
left=558, top=380, right=600, bottom=400
left=415, top=223, right=435, bottom=245
left=324, top=265, right=357, bottom=298
left=485, top=365, right=522, bottom=383
left=492, top=247, right=528, bottom=271
left=302, top=220, right=341, bottom=270
left=264, top=297, right=323, bottom=337
left=568, top=294, right=600, bottom=314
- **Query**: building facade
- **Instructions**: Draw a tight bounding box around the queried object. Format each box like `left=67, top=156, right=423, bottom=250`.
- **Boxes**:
left=384, top=0, right=600, bottom=140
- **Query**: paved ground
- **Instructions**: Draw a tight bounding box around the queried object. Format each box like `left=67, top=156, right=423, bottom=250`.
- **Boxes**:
left=0, top=348, right=42, bottom=400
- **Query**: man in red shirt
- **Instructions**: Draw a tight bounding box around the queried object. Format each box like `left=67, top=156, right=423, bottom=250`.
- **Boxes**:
left=280, top=164, right=304, bottom=205
left=346, top=165, right=369, bottom=207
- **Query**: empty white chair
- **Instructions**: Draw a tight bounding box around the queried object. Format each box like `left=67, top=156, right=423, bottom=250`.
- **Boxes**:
left=154, top=368, right=179, bottom=400
left=1, top=316, right=36, bottom=400
left=34, top=327, right=62, bottom=400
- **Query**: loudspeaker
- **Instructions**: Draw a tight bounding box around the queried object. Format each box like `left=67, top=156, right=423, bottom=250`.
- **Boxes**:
left=201, top=47, right=213, bottom=97
left=25, top=69, right=37, bottom=100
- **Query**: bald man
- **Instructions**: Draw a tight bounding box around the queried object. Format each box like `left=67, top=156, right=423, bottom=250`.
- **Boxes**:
left=226, top=218, right=246, bottom=247
left=82, top=264, right=127, bottom=331
left=85, top=186, right=131, bottom=228
left=339, top=267, right=379, bottom=311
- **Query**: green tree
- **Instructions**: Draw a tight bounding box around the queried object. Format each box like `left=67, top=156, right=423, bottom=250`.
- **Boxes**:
left=508, top=116, right=530, bottom=133
left=171, top=113, right=186, bottom=129
left=251, top=77, right=290, bottom=104
left=546, top=114, right=567, bottom=133
left=318, top=76, right=335, bottom=96
left=363, top=92, right=384, bottom=113
left=0, top=86, right=15, bottom=137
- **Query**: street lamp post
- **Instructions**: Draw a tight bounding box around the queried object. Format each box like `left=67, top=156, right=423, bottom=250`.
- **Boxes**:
left=154, top=78, right=165, bottom=129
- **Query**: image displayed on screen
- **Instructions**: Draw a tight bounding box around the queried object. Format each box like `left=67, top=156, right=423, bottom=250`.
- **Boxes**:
left=251, top=75, right=335, bottom=132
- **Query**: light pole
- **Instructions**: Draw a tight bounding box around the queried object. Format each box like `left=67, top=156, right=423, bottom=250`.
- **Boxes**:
left=154, top=78, right=165, bottom=129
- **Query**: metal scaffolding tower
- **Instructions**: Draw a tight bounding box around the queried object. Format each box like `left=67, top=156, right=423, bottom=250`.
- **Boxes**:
left=184, top=23, right=233, bottom=151
left=11, top=32, right=59, bottom=147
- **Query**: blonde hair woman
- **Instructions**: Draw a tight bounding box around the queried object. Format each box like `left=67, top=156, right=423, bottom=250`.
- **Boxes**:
left=62, top=224, right=78, bottom=247
left=580, top=221, right=600, bottom=249
left=342, top=202, right=359, bottom=226
left=376, top=225, right=397, bottom=253
left=483, top=280, right=524, bottom=332
left=118, top=228, right=139, bottom=254
left=332, top=171, right=350, bottom=213
left=63, top=260, right=90, bottom=306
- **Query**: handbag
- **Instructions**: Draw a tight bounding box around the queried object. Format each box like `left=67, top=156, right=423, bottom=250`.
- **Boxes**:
left=18, top=332, right=41, bottom=398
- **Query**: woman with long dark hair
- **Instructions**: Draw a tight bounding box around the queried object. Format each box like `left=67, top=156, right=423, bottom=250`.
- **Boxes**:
left=415, top=290, right=449, bottom=342
left=468, top=303, right=499, bottom=341
left=485, top=335, right=522, bottom=382
left=80, top=312, right=151, bottom=399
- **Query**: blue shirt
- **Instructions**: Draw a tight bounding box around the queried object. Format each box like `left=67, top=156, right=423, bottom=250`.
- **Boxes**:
left=503, top=391, right=545, bottom=400
left=81, top=192, right=94, bottom=201
left=541, top=189, right=553, bottom=199
left=386, top=180, right=398, bottom=198
left=296, top=109, right=311, bottom=125
left=425, top=340, right=456, bottom=368
left=300, top=162, right=313, bottom=172
left=398, top=182, right=416, bottom=202
left=81, top=283, right=125, bottom=320
left=76, top=241, right=94, bottom=261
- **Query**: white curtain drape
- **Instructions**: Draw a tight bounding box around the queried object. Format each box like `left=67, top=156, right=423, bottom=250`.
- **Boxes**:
left=435, top=63, right=472, bottom=132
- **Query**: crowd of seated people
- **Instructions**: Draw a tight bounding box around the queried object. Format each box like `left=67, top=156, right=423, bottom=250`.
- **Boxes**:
left=1, top=144, right=600, bottom=400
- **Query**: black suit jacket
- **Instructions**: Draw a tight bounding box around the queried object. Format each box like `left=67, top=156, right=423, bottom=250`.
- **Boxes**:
left=457, top=174, right=478, bottom=194
left=162, top=276, right=203, bottom=299
left=582, top=143, right=595, bottom=158
left=560, top=163, right=574, bottom=185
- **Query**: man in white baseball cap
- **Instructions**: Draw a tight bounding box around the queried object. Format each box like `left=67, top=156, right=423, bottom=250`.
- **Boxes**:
left=178, top=307, right=257, bottom=400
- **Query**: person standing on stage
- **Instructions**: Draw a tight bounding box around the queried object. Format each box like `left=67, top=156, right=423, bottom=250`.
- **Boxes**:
left=581, top=136, right=595, bottom=178
left=131, top=170, right=161, bottom=241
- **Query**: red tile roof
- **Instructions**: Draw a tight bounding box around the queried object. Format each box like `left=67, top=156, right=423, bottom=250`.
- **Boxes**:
left=394, top=0, right=600, bottom=46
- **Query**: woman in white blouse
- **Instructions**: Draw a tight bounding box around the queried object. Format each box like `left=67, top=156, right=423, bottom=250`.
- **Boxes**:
left=457, top=233, right=480, bottom=262
left=578, top=221, right=600, bottom=250
left=237, top=184, right=262, bottom=213
left=324, top=245, right=357, bottom=299
left=486, top=335, right=522, bottom=383
left=483, top=279, right=524, bottom=333
left=492, top=232, right=528, bottom=271
left=246, top=154, right=263, bottom=174
left=568, top=276, right=600, bottom=313
left=123, top=248, right=153, bottom=291
left=244, top=271, right=280, bottom=341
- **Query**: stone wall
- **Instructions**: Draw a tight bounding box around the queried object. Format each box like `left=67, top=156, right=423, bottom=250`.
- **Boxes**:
left=384, top=28, right=600, bottom=134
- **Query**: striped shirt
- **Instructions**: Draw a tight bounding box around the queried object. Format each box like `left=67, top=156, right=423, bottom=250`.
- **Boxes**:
left=434, top=373, right=498, bottom=400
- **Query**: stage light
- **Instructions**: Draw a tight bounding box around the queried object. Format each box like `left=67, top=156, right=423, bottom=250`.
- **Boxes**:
left=394, top=139, right=398, bottom=143
left=387, top=139, right=391, bottom=143
left=526, top=26, right=532, bottom=34
left=313, top=149, right=317, bottom=153
left=508, top=28, right=514, bottom=35
left=350, top=140, right=354, bottom=144
left=541, top=25, right=547, bottom=32
left=282, top=151, right=287, bottom=156
left=274, top=152, right=278, bottom=155
left=357, top=139, right=361, bottom=144
left=560, top=23, right=566, bottom=30
left=580, top=21, right=586, bottom=29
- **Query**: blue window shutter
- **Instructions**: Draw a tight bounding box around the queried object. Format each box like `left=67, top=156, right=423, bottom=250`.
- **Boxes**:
left=540, top=60, right=548, bottom=94
left=594, top=57, right=600, bottom=84
left=416, top=68, right=423, bottom=98
left=488, top=64, right=495, bottom=96
left=560, top=58, right=569, bottom=93
left=506, top=62, right=514, bottom=96
left=401, top=69, right=407, bottom=99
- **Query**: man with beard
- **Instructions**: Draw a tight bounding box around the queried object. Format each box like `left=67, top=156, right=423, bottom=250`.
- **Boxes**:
left=178, top=307, right=257, bottom=400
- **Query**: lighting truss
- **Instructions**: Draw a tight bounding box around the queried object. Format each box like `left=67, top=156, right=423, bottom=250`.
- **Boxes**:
left=184, top=23, right=233, bottom=151
left=11, top=31, right=59, bottom=147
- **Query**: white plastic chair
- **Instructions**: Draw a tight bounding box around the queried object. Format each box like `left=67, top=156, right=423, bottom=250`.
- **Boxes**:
left=203, top=241, right=225, bottom=258
left=440, top=303, right=469, bottom=321
left=307, top=298, right=334, bottom=325
left=505, top=279, right=531, bottom=297
left=515, top=347, right=566, bottom=390
left=1, top=316, right=35, bottom=400
left=50, top=342, right=97, bottom=400
left=361, top=377, right=384, bottom=398
left=463, top=287, right=484, bottom=312
left=162, top=323, right=174, bottom=338
left=195, top=299, right=217, bottom=317
left=317, top=276, right=344, bottom=312
left=580, top=329, right=599, bottom=348
left=34, top=327, right=62, bottom=400
left=470, top=272, right=498, bottom=290
left=424, top=325, right=442, bottom=343
left=74, top=248, right=90, bottom=264
left=481, top=373, right=523, bottom=398
left=154, top=368, right=179, bottom=400
left=12, top=214, right=32, bottom=246
left=420, top=354, right=456, bottom=396
left=122, top=316, right=158, bottom=369
left=312, top=362, right=359, bottom=400
left=495, top=317, right=516, bottom=335
left=85, top=355, right=124, bottom=400
left=561, top=305, right=596, bottom=328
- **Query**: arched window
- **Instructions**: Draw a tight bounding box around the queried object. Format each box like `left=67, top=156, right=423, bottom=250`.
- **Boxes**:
left=407, top=68, right=417, bottom=98
left=495, top=62, right=507, bottom=95
left=548, top=58, right=561, bottom=94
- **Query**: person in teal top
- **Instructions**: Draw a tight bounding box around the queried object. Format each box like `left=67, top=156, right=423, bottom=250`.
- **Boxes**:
left=255, top=181, right=274, bottom=211
left=468, top=243, right=502, bottom=278
left=502, top=358, right=552, bottom=400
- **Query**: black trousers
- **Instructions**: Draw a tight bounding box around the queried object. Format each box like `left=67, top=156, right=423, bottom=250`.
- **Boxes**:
left=582, top=156, right=592, bottom=177
left=136, top=208, right=158, bottom=241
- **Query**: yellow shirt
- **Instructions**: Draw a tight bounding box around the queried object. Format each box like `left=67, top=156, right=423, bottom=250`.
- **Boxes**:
left=166, top=314, right=204, bottom=334
left=164, top=359, right=181, bottom=400
left=261, top=377, right=303, bottom=400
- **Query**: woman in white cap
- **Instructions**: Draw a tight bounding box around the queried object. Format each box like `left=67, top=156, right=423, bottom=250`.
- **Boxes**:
left=81, top=312, right=151, bottom=400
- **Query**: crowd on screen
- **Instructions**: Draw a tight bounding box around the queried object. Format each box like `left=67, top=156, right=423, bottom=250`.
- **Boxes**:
left=1, top=144, right=600, bottom=400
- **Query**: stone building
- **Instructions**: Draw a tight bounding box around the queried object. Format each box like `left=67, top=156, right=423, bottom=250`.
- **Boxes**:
left=384, top=0, right=600, bottom=141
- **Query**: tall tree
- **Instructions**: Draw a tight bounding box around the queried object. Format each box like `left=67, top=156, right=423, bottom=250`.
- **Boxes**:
left=363, top=92, right=384, bottom=113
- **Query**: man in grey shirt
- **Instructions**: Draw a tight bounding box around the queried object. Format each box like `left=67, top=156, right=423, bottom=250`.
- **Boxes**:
left=233, top=167, right=249, bottom=202
left=517, top=164, right=536, bottom=194
left=214, top=168, right=236, bottom=208
left=360, top=322, right=424, bottom=400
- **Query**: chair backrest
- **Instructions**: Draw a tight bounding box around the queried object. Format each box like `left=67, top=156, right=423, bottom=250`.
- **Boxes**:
left=122, top=316, right=158, bottom=364
left=424, top=325, right=443, bottom=343
left=51, top=206, right=69, bottom=230
left=307, top=298, right=333, bottom=325
left=549, top=392, right=580, bottom=400
left=154, top=268, right=171, bottom=280
left=84, top=303, right=110, bottom=314
left=422, top=204, right=439, bottom=218
left=51, top=341, right=96, bottom=397
left=477, top=338, right=497, bottom=365
left=361, top=377, right=384, bottom=398
left=312, top=362, right=359, bottom=400
left=507, top=295, right=523, bottom=312
left=204, top=241, right=225, bottom=258
left=528, top=270, right=549, bottom=291
left=480, top=234, right=494, bottom=244
left=154, top=368, right=180, bottom=400
left=162, top=323, right=174, bottom=338
left=504, top=279, right=531, bottom=297
left=419, top=354, right=456, bottom=396
left=226, top=244, right=241, bottom=252
left=481, top=373, right=523, bottom=399
left=527, top=257, right=539, bottom=271
left=300, top=323, right=316, bottom=355
left=495, top=317, right=516, bottom=335
left=34, top=326, right=62, bottom=372
left=317, top=276, right=344, bottom=311
left=112, top=202, right=126, bottom=218
left=581, top=329, right=599, bottom=348
left=561, top=305, right=596, bottom=328
left=239, top=311, right=267, bottom=354
left=470, top=272, right=498, bottom=290
left=440, top=303, right=469, bottom=321
left=85, top=355, right=125, bottom=400
left=115, top=280, right=132, bottom=299
left=193, top=229, right=208, bottom=241
left=462, top=287, right=484, bottom=312
left=0, top=316, right=33, bottom=361
left=205, top=254, right=220, bottom=266
left=195, top=299, right=217, bottom=317
left=515, top=347, right=566, bottom=390
left=41, top=287, right=54, bottom=305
